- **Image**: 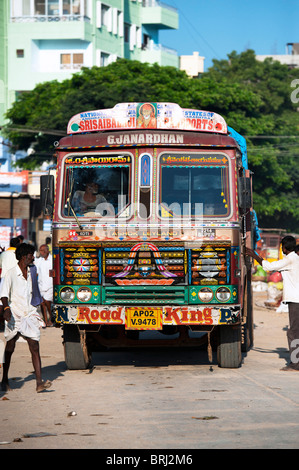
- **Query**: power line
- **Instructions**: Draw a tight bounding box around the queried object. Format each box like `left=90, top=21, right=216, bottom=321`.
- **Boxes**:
left=0, top=126, right=65, bottom=136
left=248, top=143, right=299, bottom=151
left=168, top=0, right=221, bottom=60
left=245, top=135, right=299, bottom=139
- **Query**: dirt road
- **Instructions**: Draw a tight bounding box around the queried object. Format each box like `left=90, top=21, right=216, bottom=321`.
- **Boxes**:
left=1, top=293, right=299, bottom=450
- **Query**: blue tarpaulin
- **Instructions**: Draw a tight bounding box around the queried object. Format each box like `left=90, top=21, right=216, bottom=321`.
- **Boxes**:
left=228, top=126, right=248, bottom=170
left=228, top=126, right=261, bottom=247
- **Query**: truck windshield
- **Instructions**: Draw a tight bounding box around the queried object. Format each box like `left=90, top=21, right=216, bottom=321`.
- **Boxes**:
left=160, top=153, right=230, bottom=218
left=63, top=161, right=130, bottom=218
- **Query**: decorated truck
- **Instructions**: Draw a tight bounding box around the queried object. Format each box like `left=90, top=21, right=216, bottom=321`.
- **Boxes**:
left=41, top=102, right=255, bottom=369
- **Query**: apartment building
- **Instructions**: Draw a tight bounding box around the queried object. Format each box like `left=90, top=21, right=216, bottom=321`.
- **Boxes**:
left=0, top=0, right=179, bottom=126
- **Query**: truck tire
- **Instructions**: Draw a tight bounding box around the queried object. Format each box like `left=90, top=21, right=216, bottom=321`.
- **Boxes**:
left=217, top=324, right=242, bottom=368
left=63, top=325, right=91, bottom=370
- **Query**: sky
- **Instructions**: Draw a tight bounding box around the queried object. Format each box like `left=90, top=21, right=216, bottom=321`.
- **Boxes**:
left=160, top=0, right=299, bottom=70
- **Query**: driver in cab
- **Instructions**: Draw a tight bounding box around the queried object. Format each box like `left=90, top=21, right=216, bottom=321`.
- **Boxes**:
left=72, top=182, right=112, bottom=216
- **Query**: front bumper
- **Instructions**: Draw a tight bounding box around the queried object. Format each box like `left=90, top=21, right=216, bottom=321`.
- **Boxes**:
left=53, top=303, right=241, bottom=327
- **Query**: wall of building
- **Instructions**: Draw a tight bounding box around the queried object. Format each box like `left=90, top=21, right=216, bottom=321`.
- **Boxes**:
left=4, top=0, right=179, bottom=119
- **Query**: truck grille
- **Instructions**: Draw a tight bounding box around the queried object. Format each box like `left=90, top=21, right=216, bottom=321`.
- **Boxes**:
left=103, top=243, right=186, bottom=285
left=102, top=286, right=186, bottom=304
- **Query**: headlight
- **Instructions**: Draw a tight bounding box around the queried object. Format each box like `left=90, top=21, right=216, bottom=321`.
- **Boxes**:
left=60, top=287, right=75, bottom=302
left=198, top=288, right=213, bottom=302
left=216, top=287, right=231, bottom=302
left=77, top=287, right=92, bottom=302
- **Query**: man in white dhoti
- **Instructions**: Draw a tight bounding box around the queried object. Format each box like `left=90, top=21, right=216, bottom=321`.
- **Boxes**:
left=0, top=243, right=51, bottom=393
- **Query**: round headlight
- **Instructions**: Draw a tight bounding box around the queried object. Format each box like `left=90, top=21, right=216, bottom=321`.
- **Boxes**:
left=216, top=287, right=231, bottom=302
left=60, top=287, right=75, bottom=302
left=198, top=288, right=213, bottom=302
left=77, top=287, right=92, bottom=302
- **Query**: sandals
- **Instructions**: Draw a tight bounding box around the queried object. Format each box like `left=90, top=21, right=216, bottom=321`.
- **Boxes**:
left=36, top=380, right=52, bottom=393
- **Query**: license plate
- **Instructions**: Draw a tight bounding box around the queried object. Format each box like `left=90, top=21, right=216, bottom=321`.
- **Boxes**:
left=125, top=308, right=162, bottom=330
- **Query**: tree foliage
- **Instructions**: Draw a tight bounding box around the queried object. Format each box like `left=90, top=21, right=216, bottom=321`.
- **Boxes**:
left=3, top=52, right=299, bottom=231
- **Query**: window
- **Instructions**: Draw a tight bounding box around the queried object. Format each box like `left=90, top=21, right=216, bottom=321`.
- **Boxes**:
left=72, top=0, right=80, bottom=14
left=101, top=3, right=112, bottom=30
left=33, top=0, right=83, bottom=16
left=62, top=0, right=71, bottom=14
left=101, top=4, right=109, bottom=25
left=63, top=159, right=131, bottom=219
left=11, top=0, right=31, bottom=15
left=73, top=53, right=83, bottom=67
left=60, top=53, right=83, bottom=69
left=47, top=0, right=59, bottom=15
left=12, top=0, right=88, bottom=18
left=160, top=153, right=230, bottom=218
left=124, top=23, right=130, bottom=43
left=61, top=53, right=71, bottom=68
left=16, top=49, right=24, bottom=58
left=142, top=33, right=150, bottom=50
left=100, top=52, right=110, bottom=67
left=34, top=0, right=45, bottom=14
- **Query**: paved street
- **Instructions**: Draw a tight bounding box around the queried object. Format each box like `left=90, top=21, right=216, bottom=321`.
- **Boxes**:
left=1, top=292, right=299, bottom=451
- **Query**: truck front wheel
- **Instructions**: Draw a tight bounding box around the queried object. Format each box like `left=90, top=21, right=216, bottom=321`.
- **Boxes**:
left=63, top=325, right=91, bottom=370
left=217, top=325, right=242, bottom=368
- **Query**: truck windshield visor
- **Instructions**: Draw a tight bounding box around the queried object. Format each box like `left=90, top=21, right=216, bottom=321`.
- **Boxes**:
left=63, top=156, right=130, bottom=218
left=160, top=153, right=230, bottom=218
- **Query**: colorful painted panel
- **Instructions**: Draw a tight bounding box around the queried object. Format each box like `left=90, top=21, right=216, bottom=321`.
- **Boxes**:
left=190, top=244, right=230, bottom=286
left=103, top=242, right=186, bottom=286
left=60, top=246, right=101, bottom=285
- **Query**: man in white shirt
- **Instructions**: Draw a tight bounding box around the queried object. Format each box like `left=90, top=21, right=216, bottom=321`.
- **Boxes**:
left=0, top=243, right=51, bottom=393
left=0, top=237, right=20, bottom=320
left=0, top=237, right=20, bottom=278
left=36, top=244, right=53, bottom=327
left=246, top=235, right=299, bottom=371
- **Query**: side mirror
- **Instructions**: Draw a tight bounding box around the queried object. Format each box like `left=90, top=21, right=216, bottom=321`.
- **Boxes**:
left=40, top=174, right=54, bottom=216
left=238, top=176, right=252, bottom=210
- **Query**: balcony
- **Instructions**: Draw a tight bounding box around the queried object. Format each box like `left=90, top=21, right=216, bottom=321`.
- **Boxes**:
left=10, top=14, right=90, bottom=23
left=142, top=0, right=178, bottom=30
left=141, top=42, right=179, bottom=67
left=9, top=14, right=92, bottom=42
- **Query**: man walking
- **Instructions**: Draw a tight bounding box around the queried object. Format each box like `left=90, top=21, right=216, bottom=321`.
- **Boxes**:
left=0, top=237, right=21, bottom=322
left=0, top=243, right=51, bottom=392
left=246, top=235, right=299, bottom=371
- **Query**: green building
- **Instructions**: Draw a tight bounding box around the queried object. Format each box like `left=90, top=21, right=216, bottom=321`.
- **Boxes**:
left=0, top=0, right=179, bottom=126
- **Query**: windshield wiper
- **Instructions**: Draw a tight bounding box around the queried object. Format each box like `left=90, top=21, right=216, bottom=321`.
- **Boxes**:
left=66, top=195, right=83, bottom=230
